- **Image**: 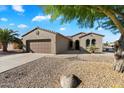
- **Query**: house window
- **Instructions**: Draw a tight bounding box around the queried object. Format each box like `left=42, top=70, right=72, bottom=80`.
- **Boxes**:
left=86, top=39, right=90, bottom=47
left=91, top=39, right=96, bottom=45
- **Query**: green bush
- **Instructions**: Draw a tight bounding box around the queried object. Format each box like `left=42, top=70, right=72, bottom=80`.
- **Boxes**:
left=86, top=45, right=98, bottom=53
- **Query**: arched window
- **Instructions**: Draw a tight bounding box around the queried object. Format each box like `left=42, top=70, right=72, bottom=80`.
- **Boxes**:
left=86, top=39, right=90, bottom=47
left=91, top=39, right=96, bottom=45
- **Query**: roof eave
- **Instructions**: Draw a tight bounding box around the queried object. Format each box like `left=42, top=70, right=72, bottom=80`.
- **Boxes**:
left=22, top=27, right=57, bottom=37
left=79, top=33, right=104, bottom=38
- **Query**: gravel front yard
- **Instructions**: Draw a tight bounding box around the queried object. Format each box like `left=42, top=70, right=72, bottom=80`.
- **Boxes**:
left=0, top=56, right=124, bottom=88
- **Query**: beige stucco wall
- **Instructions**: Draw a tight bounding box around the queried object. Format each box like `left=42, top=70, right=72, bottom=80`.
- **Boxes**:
left=8, top=43, right=14, bottom=50
left=22, top=29, right=56, bottom=54
left=80, top=34, right=103, bottom=52
left=56, top=34, right=70, bottom=54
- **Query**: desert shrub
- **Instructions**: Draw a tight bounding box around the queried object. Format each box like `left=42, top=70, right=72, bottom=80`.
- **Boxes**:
left=86, top=45, right=99, bottom=53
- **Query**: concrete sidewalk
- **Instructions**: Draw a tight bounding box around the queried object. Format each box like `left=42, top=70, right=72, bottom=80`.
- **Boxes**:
left=0, top=53, right=53, bottom=73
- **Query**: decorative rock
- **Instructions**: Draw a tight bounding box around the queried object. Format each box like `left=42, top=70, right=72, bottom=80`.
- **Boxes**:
left=60, top=74, right=81, bottom=88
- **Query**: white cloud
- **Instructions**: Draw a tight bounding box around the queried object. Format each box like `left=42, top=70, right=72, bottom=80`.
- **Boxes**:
left=0, top=5, right=7, bottom=11
left=9, top=23, right=15, bottom=26
left=32, top=15, right=51, bottom=22
left=0, top=18, right=8, bottom=22
left=17, top=24, right=28, bottom=28
left=47, top=15, right=51, bottom=19
left=12, top=5, right=24, bottom=13
left=60, top=27, right=66, bottom=31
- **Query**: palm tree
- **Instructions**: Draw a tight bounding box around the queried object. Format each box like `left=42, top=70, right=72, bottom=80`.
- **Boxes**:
left=0, top=28, right=19, bottom=52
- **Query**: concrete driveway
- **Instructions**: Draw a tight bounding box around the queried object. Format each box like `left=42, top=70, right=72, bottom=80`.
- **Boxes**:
left=0, top=53, right=53, bottom=73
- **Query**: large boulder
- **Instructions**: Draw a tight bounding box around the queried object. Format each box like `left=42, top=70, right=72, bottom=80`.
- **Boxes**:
left=60, top=74, right=81, bottom=88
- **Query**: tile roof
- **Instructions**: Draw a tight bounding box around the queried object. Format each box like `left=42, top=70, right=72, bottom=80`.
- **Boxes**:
left=22, top=27, right=104, bottom=41
left=22, top=27, right=71, bottom=40
left=71, top=32, right=86, bottom=37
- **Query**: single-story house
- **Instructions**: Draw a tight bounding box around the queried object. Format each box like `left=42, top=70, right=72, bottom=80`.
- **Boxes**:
left=22, top=27, right=104, bottom=54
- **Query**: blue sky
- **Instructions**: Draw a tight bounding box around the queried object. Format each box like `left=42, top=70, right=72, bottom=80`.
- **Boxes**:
left=0, top=5, right=120, bottom=43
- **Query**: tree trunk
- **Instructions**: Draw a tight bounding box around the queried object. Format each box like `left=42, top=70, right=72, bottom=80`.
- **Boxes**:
left=2, top=43, right=8, bottom=52
left=113, top=35, right=124, bottom=73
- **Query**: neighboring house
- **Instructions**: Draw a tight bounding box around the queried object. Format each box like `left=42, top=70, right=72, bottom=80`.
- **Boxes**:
left=0, top=42, right=22, bottom=50
left=22, top=27, right=104, bottom=54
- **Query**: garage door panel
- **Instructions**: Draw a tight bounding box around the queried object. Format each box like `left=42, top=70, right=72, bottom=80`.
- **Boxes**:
left=27, top=39, right=51, bottom=53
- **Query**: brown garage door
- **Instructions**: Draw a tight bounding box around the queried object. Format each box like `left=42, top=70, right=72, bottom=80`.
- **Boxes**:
left=26, top=39, right=51, bottom=53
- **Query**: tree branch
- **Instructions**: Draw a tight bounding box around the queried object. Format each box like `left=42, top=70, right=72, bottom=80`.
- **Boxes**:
left=110, top=9, right=124, bottom=20
left=97, top=6, right=124, bottom=36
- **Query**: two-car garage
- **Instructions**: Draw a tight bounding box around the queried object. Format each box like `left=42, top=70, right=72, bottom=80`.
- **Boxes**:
left=26, top=39, right=51, bottom=53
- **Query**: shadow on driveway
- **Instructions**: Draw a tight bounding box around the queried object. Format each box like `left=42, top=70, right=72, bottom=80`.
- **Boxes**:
left=0, top=49, right=23, bottom=57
